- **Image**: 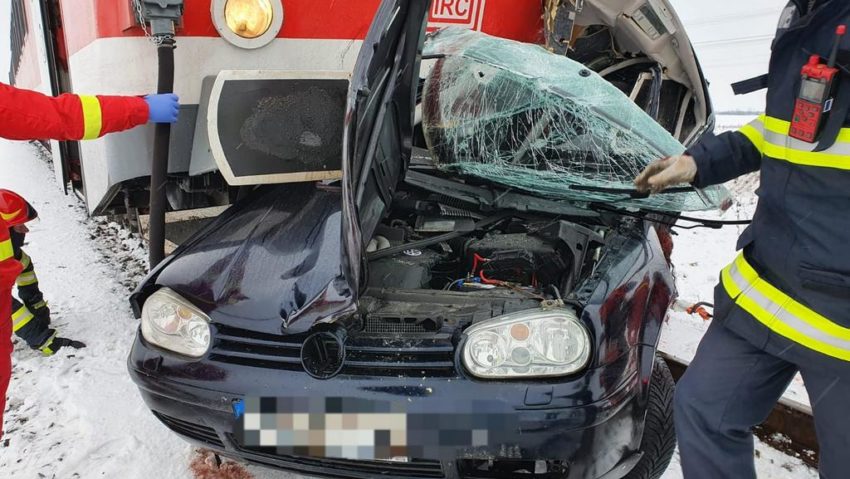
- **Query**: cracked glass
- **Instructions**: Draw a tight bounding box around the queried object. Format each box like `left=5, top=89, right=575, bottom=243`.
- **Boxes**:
left=422, top=28, right=731, bottom=212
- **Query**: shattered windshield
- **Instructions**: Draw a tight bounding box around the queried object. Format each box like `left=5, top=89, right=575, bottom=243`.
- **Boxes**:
left=421, top=28, right=731, bottom=212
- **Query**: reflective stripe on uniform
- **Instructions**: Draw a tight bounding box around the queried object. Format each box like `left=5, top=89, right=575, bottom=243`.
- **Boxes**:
left=12, top=305, right=35, bottom=332
left=16, top=271, right=37, bottom=286
left=0, top=238, right=13, bottom=261
left=79, top=95, right=103, bottom=140
left=19, top=251, right=30, bottom=269
left=739, top=116, right=766, bottom=154
left=738, top=114, right=850, bottom=170
left=39, top=332, right=57, bottom=356
left=722, top=253, right=850, bottom=361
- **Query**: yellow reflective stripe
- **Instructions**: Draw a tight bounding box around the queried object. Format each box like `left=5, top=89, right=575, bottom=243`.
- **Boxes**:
left=721, top=263, right=743, bottom=297
left=733, top=253, right=760, bottom=284
left=39, top=332, right=57, bottom=356
left=738, top=117, right=765, bottom=154
left=0, top=239, right=13, bottom=261
left=79, top=95, right=103, bottom=140
left=735, top=291, right=850, bottom=361
left=762, top=142, right=850, bottom=169
left=16, top=271, right=37, bottom=286
left=756, top=114, right=850, bottom=170
left=0, top=209, right=21, bottom=221
left=12, top=306, right=35, bottom=331
left=756, top=278, right=850, bottom=342
left=31, top=300, right=46, bottom=310
left=722, top=253, right=850, bottom=361
left=762, top=115, right=791, bottom=136
left=20, top=251, right=30, bottom=269
left=739, top=125, right=765, bottom=153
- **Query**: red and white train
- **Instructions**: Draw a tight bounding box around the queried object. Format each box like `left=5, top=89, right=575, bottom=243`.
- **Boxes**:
left=9, top=0, right=544, bottom=215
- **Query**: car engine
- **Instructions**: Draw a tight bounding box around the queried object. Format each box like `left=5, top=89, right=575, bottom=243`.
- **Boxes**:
left=365, top=190, right=605, bottom=299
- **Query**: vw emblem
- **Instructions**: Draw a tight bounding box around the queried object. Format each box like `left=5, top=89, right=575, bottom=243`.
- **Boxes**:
left=300, top=330, right=346, bottom=379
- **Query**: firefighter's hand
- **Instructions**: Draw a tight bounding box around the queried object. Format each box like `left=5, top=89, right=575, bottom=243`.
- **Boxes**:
left=634, top=155, right=698, bottom=193
left=42, top=337, right=86, bottom=356
left=144, top=93, right=180, bottom=124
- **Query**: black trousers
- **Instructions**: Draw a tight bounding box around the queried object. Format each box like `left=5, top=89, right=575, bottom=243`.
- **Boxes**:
left=9, top=230, right=52, bottom=350
left=674, top=318, right=849, bottom=479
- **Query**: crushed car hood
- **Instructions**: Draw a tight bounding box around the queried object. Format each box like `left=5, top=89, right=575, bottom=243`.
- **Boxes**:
left=135, top=0, right=429, bottom=332
left=149, top=185, right=355, bottom=334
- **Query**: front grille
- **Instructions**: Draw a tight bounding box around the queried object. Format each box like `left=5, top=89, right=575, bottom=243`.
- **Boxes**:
left=210, top=326, right=306, bottom=371
left=232, top=438, right=445, bottom=478
left=210, top=325, right=457, bottom=377
left=364, top=315, right=437, bottom=334
left=153, top=412, right=225, bottom=449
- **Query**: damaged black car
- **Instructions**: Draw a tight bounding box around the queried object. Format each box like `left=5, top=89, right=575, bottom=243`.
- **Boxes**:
left=128, top=1, right=731, bottom=478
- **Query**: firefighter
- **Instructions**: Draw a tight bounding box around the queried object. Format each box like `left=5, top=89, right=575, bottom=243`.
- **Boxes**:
left=0, top=83, right=180, bottom=439
left=1, top=191, right=84, bottom=355
left=634, top=1, right=850, bottom=478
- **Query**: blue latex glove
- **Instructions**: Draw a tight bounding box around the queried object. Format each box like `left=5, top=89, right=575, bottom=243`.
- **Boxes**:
left=144, top=93, right=180, bottom=123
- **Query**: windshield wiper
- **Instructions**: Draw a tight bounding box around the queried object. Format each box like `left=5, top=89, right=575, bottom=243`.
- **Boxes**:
left=570, top=185, right=695, bottom=199
left=589, top=202, right=752, bottom=230
left=405, top=170, right=598, bottom=218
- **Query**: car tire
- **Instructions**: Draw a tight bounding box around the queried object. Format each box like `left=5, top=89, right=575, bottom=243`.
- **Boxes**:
left=624, top=355, right=676, bottom=479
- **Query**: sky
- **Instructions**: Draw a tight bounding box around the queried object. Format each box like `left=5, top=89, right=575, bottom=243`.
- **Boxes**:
left=0, top=1, right=785, bottom=112
left=669, top=0, right=786, bottom=112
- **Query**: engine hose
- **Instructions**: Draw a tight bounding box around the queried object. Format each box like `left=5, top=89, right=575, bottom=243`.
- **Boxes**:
left=148, top=38, right=176, bottom=268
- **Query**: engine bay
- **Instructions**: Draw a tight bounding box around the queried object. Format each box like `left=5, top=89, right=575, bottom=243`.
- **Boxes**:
left=364, top=184, right=608, bottom=303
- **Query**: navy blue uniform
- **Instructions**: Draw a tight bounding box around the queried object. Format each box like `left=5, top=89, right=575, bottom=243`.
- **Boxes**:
left=676, top=1, right=850, bottom=477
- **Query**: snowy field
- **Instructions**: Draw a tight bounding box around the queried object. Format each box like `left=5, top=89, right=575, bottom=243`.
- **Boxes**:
left=0, top=115, right=817, bottom=478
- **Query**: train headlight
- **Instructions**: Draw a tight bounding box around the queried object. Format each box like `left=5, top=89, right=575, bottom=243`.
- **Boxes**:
left=225, top=0, right=273, bottom=38
left=212, top=0, right=283, bottom=49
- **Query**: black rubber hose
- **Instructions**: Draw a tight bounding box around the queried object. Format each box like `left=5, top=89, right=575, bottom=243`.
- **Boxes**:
left=148, top=39, right=176, bottom=268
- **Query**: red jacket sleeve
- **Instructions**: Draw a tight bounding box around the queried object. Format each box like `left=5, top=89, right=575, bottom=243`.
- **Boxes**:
left=0, top=82, right=149, bottom=141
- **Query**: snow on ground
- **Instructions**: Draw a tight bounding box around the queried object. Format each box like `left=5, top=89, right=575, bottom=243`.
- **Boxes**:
left=0, top=140, right=290, bottom=479
left=0, top=124, right=817, bottom=478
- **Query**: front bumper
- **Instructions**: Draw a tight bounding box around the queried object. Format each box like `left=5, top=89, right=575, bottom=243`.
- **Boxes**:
left=129, top=334, right=647, bottom=479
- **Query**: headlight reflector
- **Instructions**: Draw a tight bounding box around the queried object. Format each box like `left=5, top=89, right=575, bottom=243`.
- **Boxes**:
left=225, top=0, right=274, bottom=38
left=141, top=288, right=211, bottom=358
left=462, top=308, right=590, bottom=378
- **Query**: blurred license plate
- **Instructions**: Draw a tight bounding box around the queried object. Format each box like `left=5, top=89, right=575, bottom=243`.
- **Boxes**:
left=233, top=396, right=517, bottom=460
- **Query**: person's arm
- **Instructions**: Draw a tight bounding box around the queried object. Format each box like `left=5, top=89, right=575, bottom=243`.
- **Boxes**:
left=635, top=115, right=765, bottom=192
left=687, top=116, right=765, bottom=187
left=0, top=83, right=179, bottom=141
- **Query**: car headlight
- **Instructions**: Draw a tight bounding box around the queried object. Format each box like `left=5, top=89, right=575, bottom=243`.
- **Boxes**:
left=141, top=288, right=211, bottom=358
left=212, top=0, right=284, bottom=49
left=225, top=0, right=273, bottom=38
left=462, top=308, right=591, bottom=379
